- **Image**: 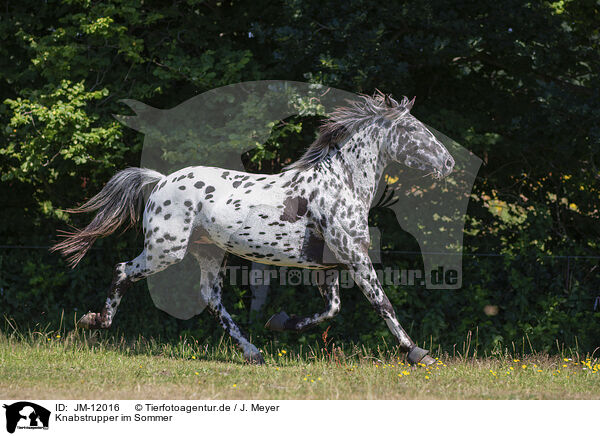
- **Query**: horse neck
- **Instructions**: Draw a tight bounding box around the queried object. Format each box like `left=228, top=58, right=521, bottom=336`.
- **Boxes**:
left=328, top=125, right=390, bottom=206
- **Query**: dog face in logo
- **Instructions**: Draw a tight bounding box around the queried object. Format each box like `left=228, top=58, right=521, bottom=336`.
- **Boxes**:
left=3, top=402, right=50, bottom=434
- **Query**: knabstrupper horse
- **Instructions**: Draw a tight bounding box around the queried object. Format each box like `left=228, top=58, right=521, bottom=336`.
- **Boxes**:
left=52, top=92, right=455, bottom=365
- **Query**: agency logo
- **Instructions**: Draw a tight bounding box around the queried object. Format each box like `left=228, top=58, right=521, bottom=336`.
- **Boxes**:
left=2, top=402, right=50, bottom=434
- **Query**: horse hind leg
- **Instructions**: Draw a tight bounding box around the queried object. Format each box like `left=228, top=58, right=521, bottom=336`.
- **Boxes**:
left=190, top=246, right=264, bottom=364
left=77, top=246, right=185, bottom=329
left=265, top=273, right=341, bottom=332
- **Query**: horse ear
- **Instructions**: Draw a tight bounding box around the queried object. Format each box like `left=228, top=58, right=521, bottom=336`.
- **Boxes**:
left=406, top=96, right=416, bottom=111
left=384, top=94, right=396, bottom=108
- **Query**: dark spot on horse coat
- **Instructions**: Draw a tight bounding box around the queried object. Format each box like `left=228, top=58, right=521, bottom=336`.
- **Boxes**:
left=232, top=181, right=242, bottom=188
left=280, top=196, right=308, bottom=223
left=301, top=232, right=338, bottom=265
left=194, top=181, right=205, bottom=189
left=206, top=186, right=215, bottom=194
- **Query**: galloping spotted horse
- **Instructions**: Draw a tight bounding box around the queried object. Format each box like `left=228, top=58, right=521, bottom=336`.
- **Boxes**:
left=52, top=92, right=455, bottom=365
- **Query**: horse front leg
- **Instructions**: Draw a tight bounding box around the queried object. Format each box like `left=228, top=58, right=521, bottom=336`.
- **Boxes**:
left=323, top=229, right=434, bottom=366
left=265, top=273, right=341, bottom=332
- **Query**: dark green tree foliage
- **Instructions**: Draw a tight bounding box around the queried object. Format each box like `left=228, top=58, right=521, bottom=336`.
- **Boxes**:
left=1, top=0, right=598, bottom=352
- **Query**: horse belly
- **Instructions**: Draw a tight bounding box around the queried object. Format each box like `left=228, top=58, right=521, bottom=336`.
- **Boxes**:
left=207, top=212, right=331, bottom=269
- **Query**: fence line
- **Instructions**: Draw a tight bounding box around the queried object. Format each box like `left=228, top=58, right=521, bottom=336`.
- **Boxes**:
left=1, top=245, right=599, bottom=260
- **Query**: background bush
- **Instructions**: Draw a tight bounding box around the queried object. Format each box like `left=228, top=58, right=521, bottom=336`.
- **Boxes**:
left=1, top=0, right=599, bottom=353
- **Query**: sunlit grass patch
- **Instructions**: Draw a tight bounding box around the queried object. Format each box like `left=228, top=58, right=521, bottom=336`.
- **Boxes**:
left=0, top=321, right=598, bottom=400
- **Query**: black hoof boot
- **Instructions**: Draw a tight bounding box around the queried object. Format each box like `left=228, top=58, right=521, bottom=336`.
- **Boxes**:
left=264, top=311, right=290, bottom=332
left=407, top=345, right=434, bottom=366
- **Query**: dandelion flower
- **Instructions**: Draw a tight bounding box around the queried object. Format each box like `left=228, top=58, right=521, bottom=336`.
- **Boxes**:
left=521, top=365, right=527, bottom=369
left=194, top=372, right=199, bottom=375
left=281, top=350, right=287, bottom=354
left=425, top=376, right=429, bottom=380
left=232, top=384, right=237, bottom=387
left=192, top=356, right=196, bottom=360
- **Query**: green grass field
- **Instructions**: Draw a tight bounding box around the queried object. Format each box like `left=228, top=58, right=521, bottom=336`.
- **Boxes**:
left=1, top=327, right=599, bottom=400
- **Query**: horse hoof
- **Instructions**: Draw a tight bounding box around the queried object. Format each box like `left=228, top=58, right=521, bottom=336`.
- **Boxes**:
left=77, top=312, right=98, bottom=329
left=407, top=346, right=433, bottom=365
left=265, top=311, right=290, bottom=332
left=245, top=353, right=266, bottom=365
left=420, top=355, right=436, bottom=366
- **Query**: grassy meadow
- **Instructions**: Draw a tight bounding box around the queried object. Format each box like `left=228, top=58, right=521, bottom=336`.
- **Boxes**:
left=0, top=324, right=599, bottom=400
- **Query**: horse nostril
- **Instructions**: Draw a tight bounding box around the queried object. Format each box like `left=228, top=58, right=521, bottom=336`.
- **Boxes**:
left=445, top=158, right=454, bottom=168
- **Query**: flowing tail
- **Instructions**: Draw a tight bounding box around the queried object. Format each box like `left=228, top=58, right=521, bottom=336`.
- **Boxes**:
left=51, top=167, right=164, bottom=267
